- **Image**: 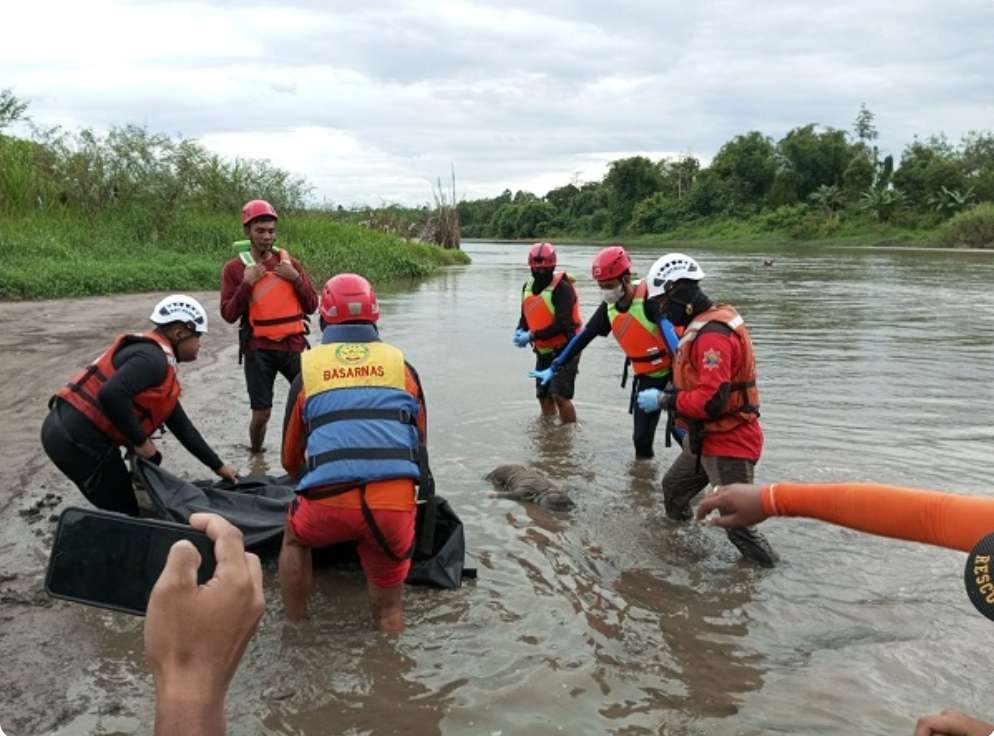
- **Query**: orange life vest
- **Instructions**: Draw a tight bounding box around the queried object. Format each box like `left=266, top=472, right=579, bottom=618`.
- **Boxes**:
left=521, top=271, right=582, bottom=353
left=249, top=248, right=306, bottom=341
left=608, top=281, right=673, bottom=377
left=56, top=331, right=181, bottom=446
left=673, top=305, right=760, bottom=432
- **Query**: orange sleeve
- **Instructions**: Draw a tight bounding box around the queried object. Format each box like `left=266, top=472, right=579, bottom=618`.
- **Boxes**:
left=281, top=391, right=308, bottom=482
left=761, top=482, right=994, bottom=553
left=404, top=367, right=427, bottom=443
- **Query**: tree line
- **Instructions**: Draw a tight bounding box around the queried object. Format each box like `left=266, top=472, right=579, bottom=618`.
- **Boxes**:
left=455, top=105, right=994, bottom=242
left=0, top=89, right=309, bottom=235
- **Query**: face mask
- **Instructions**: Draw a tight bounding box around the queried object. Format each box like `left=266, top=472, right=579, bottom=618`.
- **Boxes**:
left=601, top=285, right=625, bottom=304
left=663, top=284, right=707, bottom=326
left=664, top=298, right=693, bottom=326
left=531, top=269, right=554, bottom=285
left=644, top=298, right=662, bottom=323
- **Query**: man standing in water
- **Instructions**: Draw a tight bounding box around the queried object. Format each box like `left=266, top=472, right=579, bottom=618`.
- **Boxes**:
left=220, top=200, right=318, bottom=453
left=278, top=274, right=429, bottom=633
left=41, top=295, right=239, bottom=516
left=514, top=242, right=582, bottom=423
left=636, top=253, right=777, bottom=566
left=530, top=245, right=678, bottom=458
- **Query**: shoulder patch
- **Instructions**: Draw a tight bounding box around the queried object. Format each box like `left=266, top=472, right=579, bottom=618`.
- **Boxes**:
left=702, top=348, right=722, bottom=370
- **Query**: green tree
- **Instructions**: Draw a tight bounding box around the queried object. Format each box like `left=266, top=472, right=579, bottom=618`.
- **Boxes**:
left=776, top=124, right=857, bottom=203
left=808, top=184, right=845, bottom=214
left=842, top=155, right=875, bottom=197
left=961, top=131, right=994, bottom=202
left=927, top=186, right=975, bottom=218
left=658, top=156, right=700, bottom=199
left=892, top=135, right=966, bottom=207
left=493, top=203, right=519, bottom=238
left=0, top=89, right=28, bottom=130
left=709, top=131, right=777, bottom=209
left=604, top=156, right=663, bottom=230
left=514, top=200, right=556, bottom=237
left=854, top=104, right=878, bottom=144
left=544, top=183, right=579, bottom=213
left=860, top=187, right=907, bottom=222
left=631, top=192, right=693, bottom=233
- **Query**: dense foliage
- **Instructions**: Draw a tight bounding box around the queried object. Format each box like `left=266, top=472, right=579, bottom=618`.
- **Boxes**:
left=0, top=89, right=468, bottom=299
left=451, top=105, right=994, bottom=247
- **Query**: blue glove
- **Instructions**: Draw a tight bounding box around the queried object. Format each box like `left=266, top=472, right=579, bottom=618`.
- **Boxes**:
left=529, top=367, right=555, bottom=386
left=513, top=328, right=532, bottom=348
left=637, top=388, right=663, bottom=413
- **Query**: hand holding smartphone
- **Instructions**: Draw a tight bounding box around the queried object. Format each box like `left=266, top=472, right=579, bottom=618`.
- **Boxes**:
left=46, top=507, right=217, bottom=616
left=46, top=509, right=266, bottom=735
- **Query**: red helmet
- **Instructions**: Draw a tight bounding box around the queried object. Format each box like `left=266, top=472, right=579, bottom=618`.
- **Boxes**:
left=241, top=199, right=278, bottom=226
left=528, top=242, right=557, bottom=269
left=591, top=245, right=631, bottom=282
left=320, top=274, right=380, bottom=324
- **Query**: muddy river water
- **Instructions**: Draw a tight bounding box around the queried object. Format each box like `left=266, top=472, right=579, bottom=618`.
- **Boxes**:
left=1, top=241, right=993, bottom=734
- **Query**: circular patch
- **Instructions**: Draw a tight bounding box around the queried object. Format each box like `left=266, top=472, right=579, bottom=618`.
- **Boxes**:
left=335, top=343, right=370, bottom=364
left=965, top=532, right=994, bottom=622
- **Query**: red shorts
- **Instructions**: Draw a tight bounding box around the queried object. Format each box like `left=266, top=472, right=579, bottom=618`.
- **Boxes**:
left=287, top=496, right=415, bottom=588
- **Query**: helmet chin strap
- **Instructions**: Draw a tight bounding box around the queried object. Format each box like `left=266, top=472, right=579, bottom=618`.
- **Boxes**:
left=166, top=323, right=199, bottom=357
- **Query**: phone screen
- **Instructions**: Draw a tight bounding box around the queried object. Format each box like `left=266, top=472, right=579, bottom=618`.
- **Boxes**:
left=45, top=507, right=217, bottom=616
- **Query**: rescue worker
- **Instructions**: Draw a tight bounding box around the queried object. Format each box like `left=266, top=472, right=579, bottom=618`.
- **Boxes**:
left=530, top=244, right=677, bottom=457
left=514, top=242, right=582, bottom=423
left=40, top=295, right=239, bottom=516
left=278, top=274, right=429, bottom=633
left=636, top=253, right=777, bottom=565
left=220, top=199, right=318, bottom=453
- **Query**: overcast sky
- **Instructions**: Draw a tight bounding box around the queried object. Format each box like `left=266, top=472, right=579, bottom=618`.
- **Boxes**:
left=6, top=0, right=993, bottom=206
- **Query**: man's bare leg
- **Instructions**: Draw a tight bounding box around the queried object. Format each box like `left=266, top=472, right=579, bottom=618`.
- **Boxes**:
left=554, top=396, right=576, bottom=424
left=368, top=582, right=404, bottom=634
left=278, top=525, right=312, bottom=620
left=249, top=408, right=271, bottom=453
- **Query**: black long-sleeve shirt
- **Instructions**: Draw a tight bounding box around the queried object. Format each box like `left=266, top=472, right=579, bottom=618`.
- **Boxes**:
left=75, top=341, right=223, bottom=470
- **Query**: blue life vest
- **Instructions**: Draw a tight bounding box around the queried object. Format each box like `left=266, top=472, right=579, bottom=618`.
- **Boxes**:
left=296, top=326, right=420, bottom=493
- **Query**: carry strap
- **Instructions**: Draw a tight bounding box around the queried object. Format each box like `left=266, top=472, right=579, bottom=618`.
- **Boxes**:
left=306, top=447, right=418, bottom=471
left=358, top=485, right=415, bottom=563
left=307, top=408, right=417, bottom=434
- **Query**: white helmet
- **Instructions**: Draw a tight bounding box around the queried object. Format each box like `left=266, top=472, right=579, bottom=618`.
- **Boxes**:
left=646, top=253, right=705, bottom=299
left=150, top=294, right=208, bottom=333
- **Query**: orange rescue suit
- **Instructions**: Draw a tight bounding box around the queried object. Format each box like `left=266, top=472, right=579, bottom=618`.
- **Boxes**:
left=673, top=305, right=760, bottom=432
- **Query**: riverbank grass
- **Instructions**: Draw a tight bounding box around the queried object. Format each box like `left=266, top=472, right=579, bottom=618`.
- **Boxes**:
left=0, top=211, right=470, bottom=299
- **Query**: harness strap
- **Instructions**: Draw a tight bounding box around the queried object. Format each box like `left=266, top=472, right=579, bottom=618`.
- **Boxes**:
left=305, top=447, right=418, bottom=471
left=358, top=486, right=415, bottom=562
left=629, top=352, right=664, bottom=363
left=307, top=408, right=416, bottom=435
left=252, top=312, right=305, bottom=327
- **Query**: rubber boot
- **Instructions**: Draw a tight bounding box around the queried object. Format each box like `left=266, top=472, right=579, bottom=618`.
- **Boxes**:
left=726, top=526, right=778, bottom=567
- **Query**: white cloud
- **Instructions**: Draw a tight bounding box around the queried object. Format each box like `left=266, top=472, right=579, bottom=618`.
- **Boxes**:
left=5, top=0, right=993, bottom=205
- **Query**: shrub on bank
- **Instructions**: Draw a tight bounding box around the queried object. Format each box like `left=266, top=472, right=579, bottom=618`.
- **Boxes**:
left=940, top=203, right=994, bottom=249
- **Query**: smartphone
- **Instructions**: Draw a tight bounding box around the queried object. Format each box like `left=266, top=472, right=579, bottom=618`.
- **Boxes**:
left=45, top=507, right=216, bottom=617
